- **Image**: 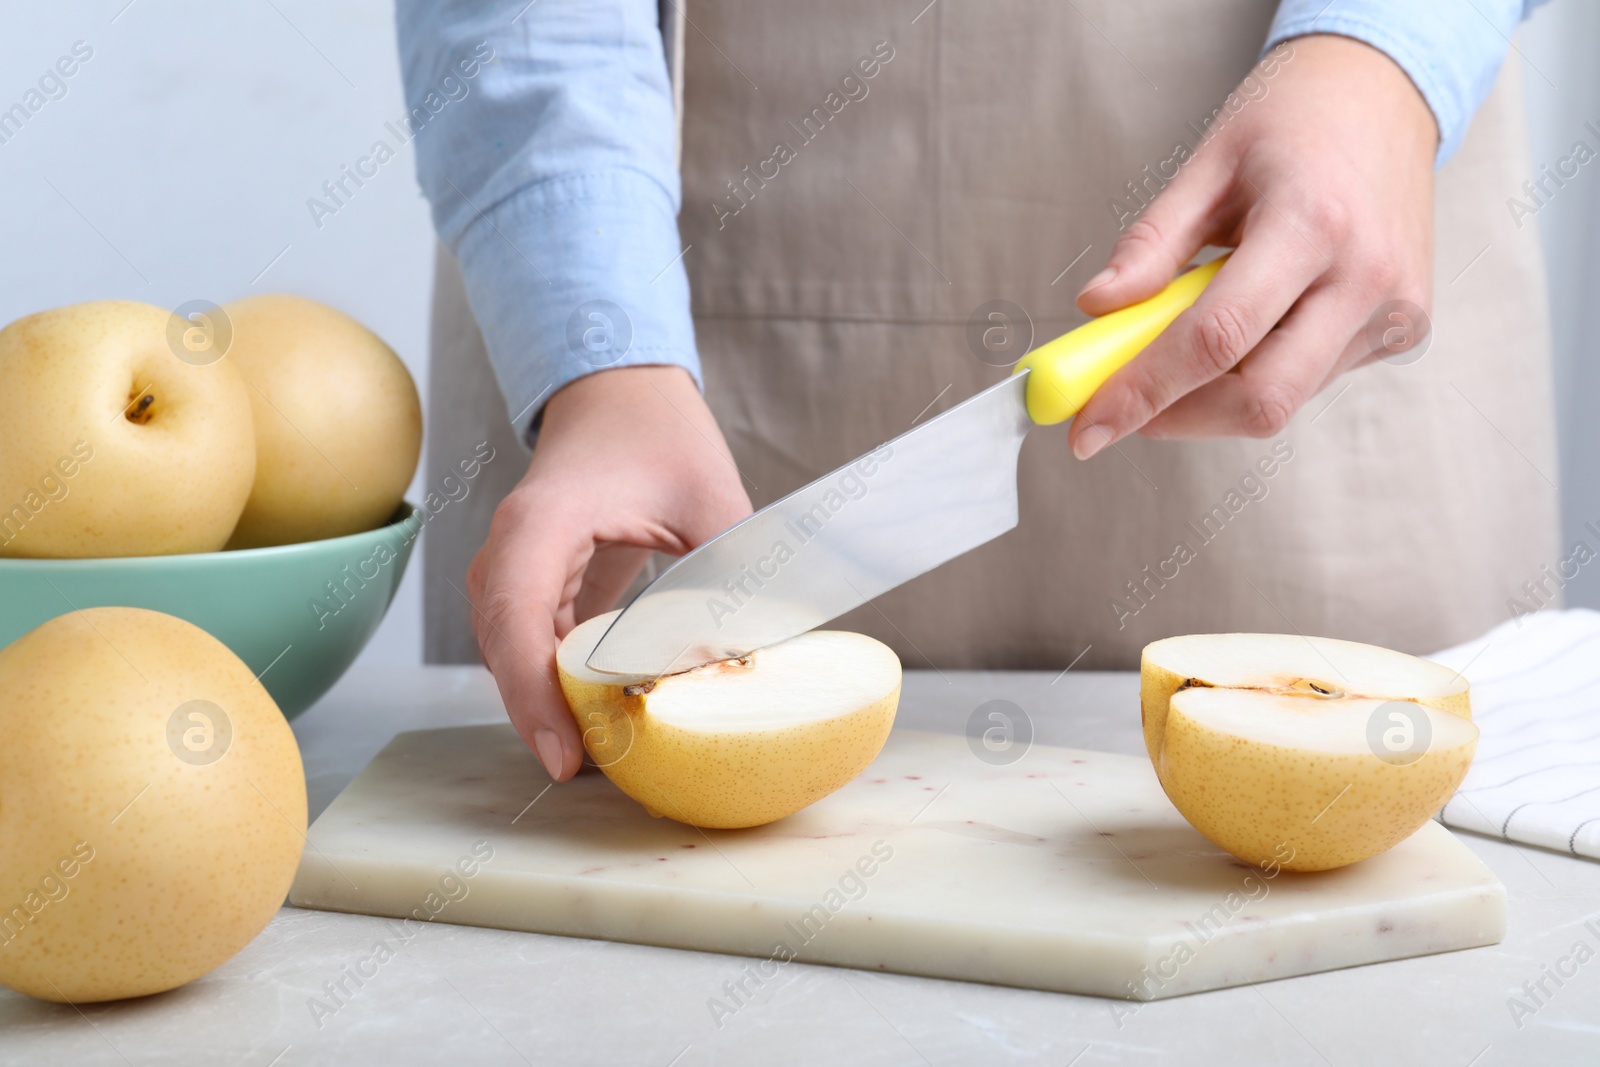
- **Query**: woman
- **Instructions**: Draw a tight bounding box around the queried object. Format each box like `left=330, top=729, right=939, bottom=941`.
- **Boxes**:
left=397, top=0, right=1558, bottom=780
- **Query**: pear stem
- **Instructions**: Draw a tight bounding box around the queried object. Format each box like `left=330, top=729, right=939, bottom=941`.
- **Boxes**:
left=126, top=392, right=155, bottom=424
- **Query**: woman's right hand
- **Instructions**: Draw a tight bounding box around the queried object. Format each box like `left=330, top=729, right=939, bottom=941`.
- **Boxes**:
left=465, top=365, right=753, bottom=780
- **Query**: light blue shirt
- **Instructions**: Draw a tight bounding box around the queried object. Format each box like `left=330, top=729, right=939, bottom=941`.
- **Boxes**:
left=1268, top=0, right=1548, bottom=163
left=395, top=0, right=1548, bottom=439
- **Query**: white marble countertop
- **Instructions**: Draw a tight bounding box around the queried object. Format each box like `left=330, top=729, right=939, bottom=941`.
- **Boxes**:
left=3, top=665, right=1597, bottom=1066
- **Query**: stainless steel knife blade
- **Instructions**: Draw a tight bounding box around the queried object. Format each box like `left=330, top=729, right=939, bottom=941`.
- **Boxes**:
left=582, top=254, right=1230, bottom=678
left=586, top=372, right=1034, bottom=676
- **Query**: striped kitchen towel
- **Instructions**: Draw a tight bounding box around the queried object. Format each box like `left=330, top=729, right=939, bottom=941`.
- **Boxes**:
left=1429, top=608, right=1600, bottom=861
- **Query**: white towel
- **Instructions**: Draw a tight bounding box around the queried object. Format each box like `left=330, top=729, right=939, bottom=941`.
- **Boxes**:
left=1429, top=608, right=1600, bottom=861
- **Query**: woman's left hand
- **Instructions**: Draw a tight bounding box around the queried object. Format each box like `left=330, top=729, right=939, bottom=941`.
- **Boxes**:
left=1070, top=33, right=1438, bottom=458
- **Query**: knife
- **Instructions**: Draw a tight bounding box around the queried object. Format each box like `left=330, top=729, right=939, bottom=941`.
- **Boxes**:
left=586, top=255, right=1227, bottom=677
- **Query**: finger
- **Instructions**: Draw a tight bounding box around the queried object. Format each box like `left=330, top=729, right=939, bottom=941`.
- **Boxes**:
left=571, top=465, right=751, bottom=625
left=1077, top=149, right=1236, bottom=315
left=466, top=497, right=591, bottom=782
left=1140, top=282, right=1363, bottom=438
left=1344, top=294, right=1433, bottom=375
left=572, top=542, right=654, bottom=626
left=1069, top=214, right=1329, bottom=458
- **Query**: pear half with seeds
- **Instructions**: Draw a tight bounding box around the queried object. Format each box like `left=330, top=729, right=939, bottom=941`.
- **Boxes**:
left=1142, top=633, right=1477, bottom=872
left=557, top=610, right=900, bottom=829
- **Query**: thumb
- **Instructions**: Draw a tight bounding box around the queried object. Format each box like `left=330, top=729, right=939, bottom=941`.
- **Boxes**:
left=465, top=500, right=590, bottom=782
left=1077, top=154, right=1232, bottom=316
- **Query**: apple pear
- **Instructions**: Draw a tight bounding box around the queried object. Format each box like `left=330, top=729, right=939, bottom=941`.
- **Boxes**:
left=1142, top=633, right=1478, bottom=872
left=0, top=301, right=256, bottom=557
left=227, top=294, right=425, bottom=550
left=0, top=607, right=305, bottom=1002
left=558, top=612, right=901, bottom=828
left=222, top=294, right=421, bottom=549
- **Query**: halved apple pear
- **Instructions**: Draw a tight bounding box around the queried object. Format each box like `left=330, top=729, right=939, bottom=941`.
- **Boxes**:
left=557, top=611, right=901, bottom=829
left=1142, top=633, right=1478, bottom=872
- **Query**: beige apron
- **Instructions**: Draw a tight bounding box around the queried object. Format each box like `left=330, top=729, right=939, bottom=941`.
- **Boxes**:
left=424, top=0, right=1560, bottom=670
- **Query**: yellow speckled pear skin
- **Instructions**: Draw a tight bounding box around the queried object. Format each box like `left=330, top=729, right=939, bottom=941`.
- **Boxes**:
left=221, top=293, right=422, bottom=550
left=1140, top=634, right=1478, bottom=873
left=0, top=607, right=306, bottom=1003
left=0, top=301, right=257, bottom=558
left=557, top=612, right=900, bottom=829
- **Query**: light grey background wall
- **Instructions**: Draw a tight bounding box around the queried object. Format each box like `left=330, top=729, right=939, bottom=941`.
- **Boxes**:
left=1522, top=1, right=1600, bottom=609
left=1, top=2, right=1596, bottom=668
left=0, top=1, right=436, bottom=667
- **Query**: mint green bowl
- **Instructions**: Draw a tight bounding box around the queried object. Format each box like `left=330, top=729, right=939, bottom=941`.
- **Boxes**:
left=0, top=503, right=418, bottom=720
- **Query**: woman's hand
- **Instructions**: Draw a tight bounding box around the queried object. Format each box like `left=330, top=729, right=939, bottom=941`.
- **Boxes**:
left=1070, top=33, right=1438, bottom=458
left=465, top=366, right=752, bottom=780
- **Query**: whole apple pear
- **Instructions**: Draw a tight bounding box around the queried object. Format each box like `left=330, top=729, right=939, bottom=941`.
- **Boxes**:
left=0, top=301, right=256, bottom=557
left=0, top=607, right=305, bottom=1002
left=222, top=294, right=421, bottom=549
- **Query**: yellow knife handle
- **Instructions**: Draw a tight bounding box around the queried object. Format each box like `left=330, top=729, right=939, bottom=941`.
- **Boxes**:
left=1012, top=254, right=1228, bottom=425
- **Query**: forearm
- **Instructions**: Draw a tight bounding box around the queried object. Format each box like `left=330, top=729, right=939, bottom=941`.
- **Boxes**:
left=394, top=0, right=699, bottom=440
left=1266, top=0, right=1550, bottom=164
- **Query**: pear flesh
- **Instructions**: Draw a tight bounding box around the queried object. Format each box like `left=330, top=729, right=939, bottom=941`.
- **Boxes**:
left=1142, top=633, right=1478, bottom=873
left=557, top=611, right=901, bottom=829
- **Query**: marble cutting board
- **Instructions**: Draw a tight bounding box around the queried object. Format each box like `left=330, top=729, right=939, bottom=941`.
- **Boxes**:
left=288, top=725, right=1506, bottom=1000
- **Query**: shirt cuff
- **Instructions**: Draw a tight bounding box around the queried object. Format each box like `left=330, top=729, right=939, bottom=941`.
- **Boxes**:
left=450, top=167, right=700, bottom=444
left=1265, top=1, right=1524, bottom=166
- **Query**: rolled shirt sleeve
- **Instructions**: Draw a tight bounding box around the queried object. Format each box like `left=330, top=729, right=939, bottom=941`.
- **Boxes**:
left=394, top=0, right=697, bottom=440
left=1266, top=0, right=1551, bottom=165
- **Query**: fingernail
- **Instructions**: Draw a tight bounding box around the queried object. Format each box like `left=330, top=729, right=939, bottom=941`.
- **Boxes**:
left=534, top=729, right=564, bottom=779
left=1073, top=424, right=1114, bottom=461
left=1078, top=266, right=1117, bottom=297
